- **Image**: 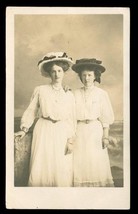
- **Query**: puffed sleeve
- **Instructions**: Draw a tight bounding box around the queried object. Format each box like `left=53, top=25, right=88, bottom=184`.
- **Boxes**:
left=67, top=91, right=77, bottom=138
left=99, top=91, right=114, bottom=128
left=20, top=86, right=40, bottom=130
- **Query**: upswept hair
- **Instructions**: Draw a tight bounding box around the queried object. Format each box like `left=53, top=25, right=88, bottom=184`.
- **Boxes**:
left=43, top=61, right=70, bottom=74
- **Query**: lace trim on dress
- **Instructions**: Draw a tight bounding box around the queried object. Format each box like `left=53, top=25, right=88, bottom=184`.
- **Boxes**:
left=74, top=179, right=114, bottom=187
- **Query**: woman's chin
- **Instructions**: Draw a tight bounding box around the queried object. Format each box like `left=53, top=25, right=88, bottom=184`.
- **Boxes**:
left=53, top=79, right=61, bottom=84
left=84, top=84, right=92, bottom=88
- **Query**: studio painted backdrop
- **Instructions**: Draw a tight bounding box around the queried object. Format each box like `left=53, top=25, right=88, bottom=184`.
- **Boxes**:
left=14, top=14, right=123, bottom=187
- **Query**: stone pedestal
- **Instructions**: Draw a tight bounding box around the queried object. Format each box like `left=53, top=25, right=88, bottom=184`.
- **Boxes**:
left=14, top=133, right=32, bottom=186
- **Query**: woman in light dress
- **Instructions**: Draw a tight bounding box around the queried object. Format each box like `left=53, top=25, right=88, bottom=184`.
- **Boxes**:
left=72, top=58, right=114, bottom=187
left=14, top=52, right=76, bottom=187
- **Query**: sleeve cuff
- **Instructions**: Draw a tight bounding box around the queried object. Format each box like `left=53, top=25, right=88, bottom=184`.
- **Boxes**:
left=20, top=126, right=29, bottom=133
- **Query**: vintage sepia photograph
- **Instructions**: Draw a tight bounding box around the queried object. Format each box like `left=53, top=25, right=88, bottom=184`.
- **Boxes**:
left=6, top=7, right=130, bottom=209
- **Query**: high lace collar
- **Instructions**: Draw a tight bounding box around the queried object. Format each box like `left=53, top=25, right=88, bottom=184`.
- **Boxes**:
left=83, top=85, right=95, bottom=91
left=51, top=83, right=63, bottom=91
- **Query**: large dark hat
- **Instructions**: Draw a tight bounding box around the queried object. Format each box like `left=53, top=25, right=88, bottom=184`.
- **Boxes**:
left=38, top=52, right=73, bottom=77
left=72, top=58, right=105, bottom=73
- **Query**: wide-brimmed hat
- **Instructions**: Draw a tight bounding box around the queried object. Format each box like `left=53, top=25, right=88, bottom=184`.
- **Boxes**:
left=38, top=52, right=73, bottom=77
left=72, top=58, right=105, bottom=73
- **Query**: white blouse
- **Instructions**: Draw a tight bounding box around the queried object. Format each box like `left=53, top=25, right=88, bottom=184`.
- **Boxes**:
left=20, top=84, right=76, bottom=137
left=74, top=86, right=114, bottom=127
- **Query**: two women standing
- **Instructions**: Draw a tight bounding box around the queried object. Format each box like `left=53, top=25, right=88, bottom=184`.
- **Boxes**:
left=15, top=52, right=114, bottom=187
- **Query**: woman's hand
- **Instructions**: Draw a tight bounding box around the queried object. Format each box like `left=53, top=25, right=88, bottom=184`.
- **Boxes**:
left=102, top=138, right=109, bottom=149
left=64, top=138, right=74, bottom=155
left=14, top=130, right=26, bottom=143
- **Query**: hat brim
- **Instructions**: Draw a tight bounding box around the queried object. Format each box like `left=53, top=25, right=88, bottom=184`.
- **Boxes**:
left=38, top=58, right=74, bottom=78
left=72, top=63, right=105, bottom=73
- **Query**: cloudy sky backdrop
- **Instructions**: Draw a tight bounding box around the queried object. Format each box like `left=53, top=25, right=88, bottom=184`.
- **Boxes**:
left=14, top=14, right=123, bottom=120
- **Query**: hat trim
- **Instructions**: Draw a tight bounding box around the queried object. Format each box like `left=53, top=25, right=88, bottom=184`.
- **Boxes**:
left=38, top=52, right=73, bottom=65
left=72, top=63, right=105, bottom=73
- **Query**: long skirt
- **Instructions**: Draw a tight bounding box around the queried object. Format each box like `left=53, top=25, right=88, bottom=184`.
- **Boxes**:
left=73, top=120, right=114, bottom=187
left=28, top=118, right=73, bottom=187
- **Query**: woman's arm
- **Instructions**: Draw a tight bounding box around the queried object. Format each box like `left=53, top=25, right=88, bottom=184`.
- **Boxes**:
left=14, top=86, right=40, bottom=142
left=99, top=91, right=114, bottom=149
left=102, top=127, right=110, bottom=149
left=65, top=91, right=77, bottom=155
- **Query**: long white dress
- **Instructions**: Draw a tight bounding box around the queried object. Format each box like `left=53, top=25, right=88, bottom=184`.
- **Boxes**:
left=20, top=84, right=76, bottom=187
left=73, top=86, right=114, bottom=187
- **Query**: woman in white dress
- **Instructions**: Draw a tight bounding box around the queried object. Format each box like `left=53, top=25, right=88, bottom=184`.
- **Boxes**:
left=14, top=52, right=76, bottom=187
left=72, top=58, right=114, bottom=187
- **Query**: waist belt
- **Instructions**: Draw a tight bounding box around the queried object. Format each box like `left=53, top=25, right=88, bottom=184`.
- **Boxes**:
left=42, top=116, right=60, bottom=123
left=77, top=119, right=97, bottom=124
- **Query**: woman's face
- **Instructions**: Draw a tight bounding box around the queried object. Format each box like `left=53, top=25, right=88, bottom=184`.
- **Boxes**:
left=50, top=64, right=64, bottom=84
left=80, top=70, right=95, bottom=87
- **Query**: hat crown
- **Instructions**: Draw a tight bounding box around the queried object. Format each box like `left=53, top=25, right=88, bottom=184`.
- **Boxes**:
left=38, top=52, right=72, bottom=66
left=44, top=52, right=67, bottom=58
left=76, top=58, right=102, bottom=65
left=72, top=58, right=105, bottom=73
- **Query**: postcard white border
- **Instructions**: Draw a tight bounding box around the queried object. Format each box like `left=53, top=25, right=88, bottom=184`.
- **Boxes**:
left=6, top=7, right=130, bottom=209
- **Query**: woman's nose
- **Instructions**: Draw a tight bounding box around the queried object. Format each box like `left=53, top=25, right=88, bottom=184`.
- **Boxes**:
left=85, top=75, right=89, bottom=80
left=55, top=71, right=59, bottom=77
